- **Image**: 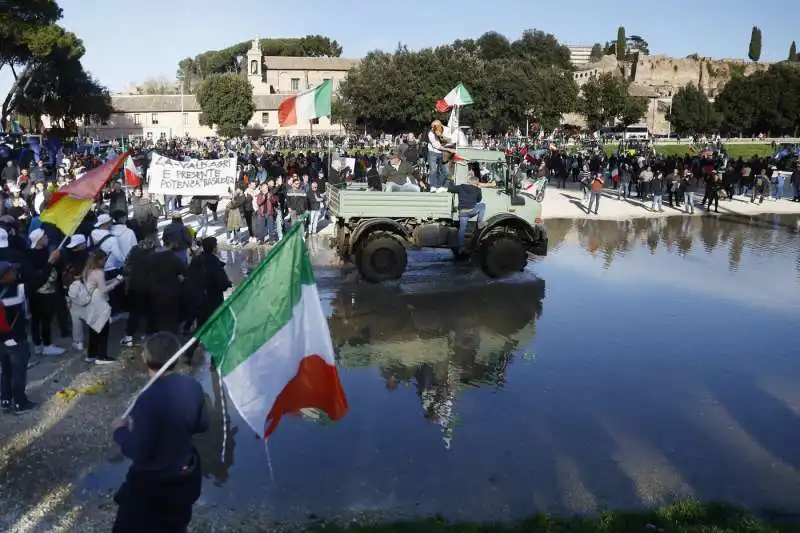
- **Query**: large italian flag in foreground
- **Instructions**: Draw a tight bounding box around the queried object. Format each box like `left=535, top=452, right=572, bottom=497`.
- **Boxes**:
left=196, top=222, right=348, bottom=437
left=278, top=79, right=333, bottom=127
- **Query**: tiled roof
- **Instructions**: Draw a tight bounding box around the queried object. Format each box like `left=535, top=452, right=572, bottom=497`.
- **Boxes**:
left=262, top=56, right=360, bottom=71
left=111, top=94, right=286, bottom=112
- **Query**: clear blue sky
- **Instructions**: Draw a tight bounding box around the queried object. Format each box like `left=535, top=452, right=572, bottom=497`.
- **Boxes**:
left=1, top=0, right=797, bottom=96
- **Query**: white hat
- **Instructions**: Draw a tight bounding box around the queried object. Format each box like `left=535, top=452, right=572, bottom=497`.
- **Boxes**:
left=66, top=234, right=86, bottom=249
left=29, top=228, right=46, bottom=249
left=95, top=213, right=112, bottom=227
left=0, top=228, right=7, bottom=249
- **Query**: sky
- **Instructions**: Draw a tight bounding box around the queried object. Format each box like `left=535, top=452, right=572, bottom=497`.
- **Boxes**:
left=2, top=0, right=798, bottom=97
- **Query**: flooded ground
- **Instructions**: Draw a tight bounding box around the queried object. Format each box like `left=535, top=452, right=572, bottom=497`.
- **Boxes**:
left=75, top=214, right=800, bottom=524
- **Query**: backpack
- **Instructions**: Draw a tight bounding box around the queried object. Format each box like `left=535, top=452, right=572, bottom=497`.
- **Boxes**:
left=67, top=279, right=92, bottom=307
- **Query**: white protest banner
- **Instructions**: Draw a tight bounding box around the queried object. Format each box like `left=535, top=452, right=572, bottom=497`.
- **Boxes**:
left=342, top=157, right=356, bottom=173
left=148, top=153, right=237, bottom=196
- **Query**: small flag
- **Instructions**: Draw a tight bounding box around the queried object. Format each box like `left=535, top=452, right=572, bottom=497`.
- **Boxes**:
left=435, top=83, right=474, bottom=112
left=278, top=79, right=333, bottom=127
left=196, top=222, right=348, bottom=437
left=123, top=155, right=142, bottom=187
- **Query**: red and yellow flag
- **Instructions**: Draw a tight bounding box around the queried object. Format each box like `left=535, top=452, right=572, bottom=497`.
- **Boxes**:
left=41, top=152, right=129, bottom=236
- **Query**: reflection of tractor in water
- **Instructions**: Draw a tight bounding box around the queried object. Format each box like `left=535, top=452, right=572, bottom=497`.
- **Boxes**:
left=327, top=148, right=548, bottom=283
left=329, top=279, right=545, bottom=374
left=328, top=279, right=545, bottom=449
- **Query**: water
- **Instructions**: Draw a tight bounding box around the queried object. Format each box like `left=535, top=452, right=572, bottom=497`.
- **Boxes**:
left=79, top=214, right=800, bottom=521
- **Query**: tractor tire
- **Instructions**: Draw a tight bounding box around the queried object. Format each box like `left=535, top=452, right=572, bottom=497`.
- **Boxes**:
left=481, top=236, right=527, bottom=278
left=356, top=231, right=408, bottom=283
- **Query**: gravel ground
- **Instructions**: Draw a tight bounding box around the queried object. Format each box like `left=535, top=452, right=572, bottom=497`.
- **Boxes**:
left=0, top=336, right=357, bottom=533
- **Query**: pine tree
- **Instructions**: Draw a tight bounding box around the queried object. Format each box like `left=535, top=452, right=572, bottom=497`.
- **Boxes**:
left=748, top=26, right=762, bottom=62
left=616, top=26, right=627, bottom=61
left=790, top=41, right=797, bottom=61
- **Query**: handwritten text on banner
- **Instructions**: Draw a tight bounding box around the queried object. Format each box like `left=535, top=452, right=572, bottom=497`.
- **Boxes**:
left=148, top=154, right=236, bottom=196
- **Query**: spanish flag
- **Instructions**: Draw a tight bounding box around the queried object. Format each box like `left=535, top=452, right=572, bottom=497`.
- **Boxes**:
left=40, top=152, right=129, bottom=236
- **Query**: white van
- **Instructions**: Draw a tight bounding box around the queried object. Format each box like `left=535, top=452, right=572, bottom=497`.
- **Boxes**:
left=623, top=124, right=649, bottom=141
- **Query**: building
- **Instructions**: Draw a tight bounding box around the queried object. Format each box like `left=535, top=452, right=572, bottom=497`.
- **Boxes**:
left=87, top=39, right=361, bottom=139
left=566, top=45, right=593, bottom=66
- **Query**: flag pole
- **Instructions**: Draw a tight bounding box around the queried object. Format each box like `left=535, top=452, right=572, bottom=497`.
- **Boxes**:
left=121, top=337, right=197, bottom=418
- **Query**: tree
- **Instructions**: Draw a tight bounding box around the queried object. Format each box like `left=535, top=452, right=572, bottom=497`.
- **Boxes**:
left=195, top=74, right=255, bottom=137
left=790, top=41, right=797, bottom=61
left=336, top=30, right=577, bottom=134
left=0, top=0, right=62, bottom=69
left=578, top=73, right=646, bottom=130
left=748, top=26, right=762, bottom=62
left=667, top=83, right=720, bottom=135
left=176, top=35, right=343, bottom=92
left=476, top=31, right=512, bottom=61
left=589, top=43, right=604, bottom=62
left=715, top=63, right=800, bottom=136
left=616, top=27, right=627, bottom=61
left=3, top=22, right=110, bottom=133
left=123, top=76, right=179, bottom=95
left=627, top=35, right=650, bottom=55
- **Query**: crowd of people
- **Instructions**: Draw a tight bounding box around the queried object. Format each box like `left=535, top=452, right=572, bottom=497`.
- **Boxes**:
left=522, top=145, right=800, bottom=216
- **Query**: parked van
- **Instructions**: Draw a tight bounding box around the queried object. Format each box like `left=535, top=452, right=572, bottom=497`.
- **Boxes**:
left=623, top=124, right=649, bottom=141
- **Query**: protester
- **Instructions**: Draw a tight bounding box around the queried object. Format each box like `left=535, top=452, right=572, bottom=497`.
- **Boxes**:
left=26, top=228, right=65, bottom=356
left=111, top=332, right=208, bottom=533
left=81, top=250, right=122, bottom=364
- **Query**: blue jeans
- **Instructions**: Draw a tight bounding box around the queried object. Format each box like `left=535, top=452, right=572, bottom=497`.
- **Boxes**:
left=427, top=152, right=448, bottom=189
left=0, top=340, right=31, bottom=404
left=457, top=203, right=486, bottom=245
left=196, top=212, right=208, bottom=238
left=774, top=183, right=784, bottom=199
left=308, top=209, right=321, bottom=235
left=684, top=192, right=695, bottom=213
left=587, top=191, right=601, bottom=213
left=617, top=182, right=629, bottom=199
left=651, top=194, right=663, bottom=210
left=164, top=195, right=177, bottom=215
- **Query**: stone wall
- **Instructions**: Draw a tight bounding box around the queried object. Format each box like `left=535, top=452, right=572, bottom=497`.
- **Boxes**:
left=570, top=55, right=770, bottom=134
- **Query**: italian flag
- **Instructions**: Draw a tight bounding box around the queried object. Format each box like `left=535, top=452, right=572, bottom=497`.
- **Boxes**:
left=123, top=154, right=142, bottom=187
left=435, top=83, right=474, bottom=112
left=278, top=79, right=333, bottom=127
left=196, top=222, right=348, bottom=437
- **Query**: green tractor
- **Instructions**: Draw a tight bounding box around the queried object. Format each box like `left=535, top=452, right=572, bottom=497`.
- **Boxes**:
left=327, top=148, right=548, bottom=283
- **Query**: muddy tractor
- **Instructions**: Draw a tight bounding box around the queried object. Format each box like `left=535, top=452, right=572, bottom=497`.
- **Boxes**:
left=327, top=148, right=548, bottom=283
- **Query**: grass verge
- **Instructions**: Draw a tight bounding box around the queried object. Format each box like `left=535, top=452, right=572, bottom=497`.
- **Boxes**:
left=653, top=144, right=774, bottom=158
left=308, top=501, right=800, bottom=532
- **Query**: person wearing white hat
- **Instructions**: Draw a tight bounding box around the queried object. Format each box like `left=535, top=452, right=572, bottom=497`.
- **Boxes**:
left=64, top=234, right=89, bottom=351
left=27, top=229, right=66, bottom=357
left=89, top=213, right=127, bottom=319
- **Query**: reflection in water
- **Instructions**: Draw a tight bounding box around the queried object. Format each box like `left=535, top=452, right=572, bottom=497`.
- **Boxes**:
left=328, top=280, right=545, bottom=449
left=548, top=214, right=800, bottom=273
left=193, top=368, right=237, bottom=487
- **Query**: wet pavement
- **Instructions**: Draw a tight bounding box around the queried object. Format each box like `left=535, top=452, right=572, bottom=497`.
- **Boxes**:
left=75, top=213, right=800, bottom=522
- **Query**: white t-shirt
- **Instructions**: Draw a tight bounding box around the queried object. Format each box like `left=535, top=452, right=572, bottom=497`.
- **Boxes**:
left=427, top=130, right=443, bottom=154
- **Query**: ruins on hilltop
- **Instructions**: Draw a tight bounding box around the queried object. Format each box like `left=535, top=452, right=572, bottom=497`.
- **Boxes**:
left=568, top=54, right=770, bottom=134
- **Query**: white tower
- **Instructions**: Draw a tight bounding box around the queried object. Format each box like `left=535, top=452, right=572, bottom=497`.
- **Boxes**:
left=247, top=38, right=262, bottom=90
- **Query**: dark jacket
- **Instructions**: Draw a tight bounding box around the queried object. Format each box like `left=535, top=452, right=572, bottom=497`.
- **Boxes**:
left=285, top=189, right=308, bottom=214
left=107, top=189, right=128, bottom=214
left=162, top=221, right=192, bottom=250
left=447, top=183, right=482, bottom=210
left=380, top=162, right=417, bottom=186
left=185, top=252, right=231, bottom=310
left=0, top=247, right=51, bottom=342
left=307, top=189, right=323, bottom=211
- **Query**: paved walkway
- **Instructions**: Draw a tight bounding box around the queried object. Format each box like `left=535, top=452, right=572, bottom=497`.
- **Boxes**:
left=543, top=183, right=800, bottom=220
